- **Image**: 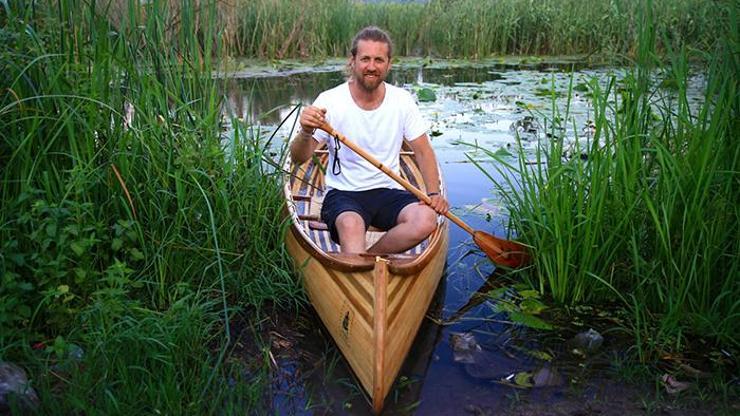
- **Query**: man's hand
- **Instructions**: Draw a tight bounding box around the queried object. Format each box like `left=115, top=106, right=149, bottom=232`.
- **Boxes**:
left=423, top=193, right=449, bottom=215
left=299, top=106, right=327, bottom=133
left=290, top=106, right=327, bottom=164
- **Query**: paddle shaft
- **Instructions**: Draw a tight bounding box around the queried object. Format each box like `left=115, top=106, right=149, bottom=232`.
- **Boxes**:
left=318, top=122, right=497, bottom=249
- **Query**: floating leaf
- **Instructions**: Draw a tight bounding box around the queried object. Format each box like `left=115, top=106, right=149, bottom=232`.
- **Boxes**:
left=520, top=298, right=547, bottom=315
left=527, top=349, right=554, bottom=361
left=534, top=88, right=563, bottom=98
left=509, top=311, right=553, bottom=330
left=519, top=289, right=540, bottom=299
left=514, top=371, right=533, bottom=387
left=511, top=345, right=554, bottom=361
left=493, top=147, right=513, bottom=158
left=416, top=87, right=437, bottom=102
left=574, top=82, right=589, bottom=92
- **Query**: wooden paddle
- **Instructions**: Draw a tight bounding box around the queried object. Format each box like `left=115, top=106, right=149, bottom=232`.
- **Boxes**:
left=317, top=121, right=531, bottom=268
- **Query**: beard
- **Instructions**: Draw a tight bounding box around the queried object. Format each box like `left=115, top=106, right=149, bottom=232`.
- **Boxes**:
left=354, top=69, right=387, bottom=92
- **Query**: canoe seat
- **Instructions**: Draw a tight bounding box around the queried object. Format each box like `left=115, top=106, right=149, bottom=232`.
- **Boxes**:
left=308, top=220, right=384, bottom=233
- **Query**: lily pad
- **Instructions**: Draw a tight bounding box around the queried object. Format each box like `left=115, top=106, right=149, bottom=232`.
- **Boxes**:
left=416, top=87, right=437, bottom=102
left=574, top=82, right=590, bottom=92
left=509, top=311, right=554, bottom=330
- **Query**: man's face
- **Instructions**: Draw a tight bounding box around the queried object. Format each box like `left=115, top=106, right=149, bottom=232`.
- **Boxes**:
left=350, top=40, right=391, bottom=92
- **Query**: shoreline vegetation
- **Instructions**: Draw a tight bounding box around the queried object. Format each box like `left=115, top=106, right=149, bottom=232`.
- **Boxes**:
left=103, top=0, right=727, bottom=59
left=468, top=0, right=738, bottom=360
left=1, top=0, right=737, bottom=413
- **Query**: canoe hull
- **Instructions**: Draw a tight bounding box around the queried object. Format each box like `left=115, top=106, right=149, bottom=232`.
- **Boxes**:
left=285, top=222, right=448, bottom=412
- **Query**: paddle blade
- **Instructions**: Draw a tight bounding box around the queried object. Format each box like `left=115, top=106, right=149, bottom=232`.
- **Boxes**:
left=473, top=231, right=531, bottom=268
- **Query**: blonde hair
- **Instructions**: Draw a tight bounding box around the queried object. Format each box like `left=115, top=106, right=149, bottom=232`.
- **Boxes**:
left=350, top=26, right=393, bottom=58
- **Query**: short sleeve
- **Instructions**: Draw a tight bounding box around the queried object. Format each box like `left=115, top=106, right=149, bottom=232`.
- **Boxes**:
left=403, top=92, right=429, bottom=141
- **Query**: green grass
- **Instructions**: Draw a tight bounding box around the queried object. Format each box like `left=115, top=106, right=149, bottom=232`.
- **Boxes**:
left=468, top=0, right=739, bottom=358
left=1, top=0, right=301, bottom=413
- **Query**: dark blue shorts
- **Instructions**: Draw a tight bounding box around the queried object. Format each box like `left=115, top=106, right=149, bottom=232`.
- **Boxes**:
left=320, top=188, right=420, bottom=244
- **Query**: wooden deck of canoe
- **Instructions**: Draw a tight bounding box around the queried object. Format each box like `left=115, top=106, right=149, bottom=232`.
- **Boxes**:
left=283, top=144, right=449, bottom=413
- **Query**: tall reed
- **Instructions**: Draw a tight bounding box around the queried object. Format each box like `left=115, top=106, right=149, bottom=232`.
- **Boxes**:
left=470, top=0, right=738, bottom=354
left=2, top=0, right=298, bottom=412
left=114, top=0, right=728, bottom=59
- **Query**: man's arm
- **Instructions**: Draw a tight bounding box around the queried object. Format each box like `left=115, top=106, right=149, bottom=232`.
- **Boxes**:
left=289, top=106, right=327, bottom=165
left=289, top=128, right=319, bottom=165
left=408, top=134, right=449, bottom=215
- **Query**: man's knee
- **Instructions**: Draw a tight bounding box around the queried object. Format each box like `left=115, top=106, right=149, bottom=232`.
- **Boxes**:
left=400, top=205, right=437, bottom=238
left=417, top=207, right=438, bottom=236
left=336, top=211, right=365, bottom=234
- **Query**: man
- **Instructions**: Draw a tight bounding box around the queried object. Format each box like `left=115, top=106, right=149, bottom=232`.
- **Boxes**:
left=290, top=26, right=448, bottom=254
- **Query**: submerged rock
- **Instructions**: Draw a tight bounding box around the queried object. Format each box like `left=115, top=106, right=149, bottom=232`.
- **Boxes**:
left=449, top=332, right=481, bottom=364
left=0, top=361, right=39, bottom=413
left=532, top=365, right=565, bottom=387
left=571, top=328, right=604, bottom=354
left=450, top=333, right=532, bottom=381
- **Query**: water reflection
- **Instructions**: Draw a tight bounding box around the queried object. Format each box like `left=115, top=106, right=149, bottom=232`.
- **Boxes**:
left=219, top=60, right=600, bottom=125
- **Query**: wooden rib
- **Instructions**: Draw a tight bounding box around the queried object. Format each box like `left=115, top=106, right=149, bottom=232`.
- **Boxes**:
left=325, top=267, right=372, bottom=326
left=388, top=271, right=415, bottom=309
left=372, top=257, right=389, bottom=413
left=336, top=268, right=374, bottom=319
left=387, top=271, right=422, bottom=328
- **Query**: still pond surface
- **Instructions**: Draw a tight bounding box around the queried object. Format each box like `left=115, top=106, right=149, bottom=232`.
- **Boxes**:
left=221, top=58, right=706, bottom=415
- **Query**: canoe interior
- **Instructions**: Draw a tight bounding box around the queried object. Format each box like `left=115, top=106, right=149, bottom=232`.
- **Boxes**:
left=285, top=147, right=434, bottom=258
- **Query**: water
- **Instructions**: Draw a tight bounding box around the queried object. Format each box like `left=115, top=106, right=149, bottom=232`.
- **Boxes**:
left=220, top=60, right=707, bottom=414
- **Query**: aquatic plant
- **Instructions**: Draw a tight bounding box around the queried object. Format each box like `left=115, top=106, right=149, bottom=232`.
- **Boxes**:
left=469, top=1, right=739, bottom=355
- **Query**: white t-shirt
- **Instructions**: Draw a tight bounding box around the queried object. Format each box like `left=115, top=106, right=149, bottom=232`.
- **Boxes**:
left=311, top=82, right=429, bottom=192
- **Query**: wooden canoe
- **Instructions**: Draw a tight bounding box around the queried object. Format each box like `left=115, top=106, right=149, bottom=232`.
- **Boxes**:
left=283, top=143, right=449, bottom=413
